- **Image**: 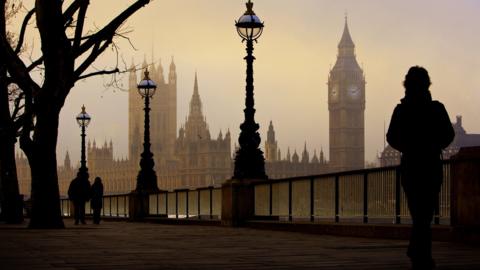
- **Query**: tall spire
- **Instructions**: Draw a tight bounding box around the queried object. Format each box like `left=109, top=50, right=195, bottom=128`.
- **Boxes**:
left=64, top=150, right=71, bottom=169
left=301, top=142, right=309, bottom=163
left=332, top=15, right=361, bottom=71
left=194, top=71, right=199, bottom=96
left=189, top=71, right=202, bottom=117
left=338, top=14, right=355, bottom=49
left=169, top=56, right=177, bottom=84
left=157, top=58, right=165, bottom=84
left=267, top=120, right=275, bottom=143
left=184, top=72, right=208, bottom=141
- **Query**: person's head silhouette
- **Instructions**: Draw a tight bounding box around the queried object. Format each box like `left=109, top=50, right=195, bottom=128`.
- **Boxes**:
left=403, top=66, right=431, bottom=100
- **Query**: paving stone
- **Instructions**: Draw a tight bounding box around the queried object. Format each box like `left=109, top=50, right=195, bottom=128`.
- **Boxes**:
left=1, top=221, right=479, bottom=269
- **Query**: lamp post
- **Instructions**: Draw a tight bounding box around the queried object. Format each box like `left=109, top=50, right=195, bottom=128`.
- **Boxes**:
left=76, top=105, right=91, bottom=182
left=136, top=69, right=159, bottom=193
left=233, top=0, right=267, bottom=179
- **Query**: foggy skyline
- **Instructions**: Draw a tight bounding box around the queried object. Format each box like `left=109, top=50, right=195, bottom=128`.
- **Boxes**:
left=12, top=0, right=479, bottom=166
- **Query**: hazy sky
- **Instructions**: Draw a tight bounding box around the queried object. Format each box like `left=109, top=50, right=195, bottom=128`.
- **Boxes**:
left=12, top=0, right=480, bottom=166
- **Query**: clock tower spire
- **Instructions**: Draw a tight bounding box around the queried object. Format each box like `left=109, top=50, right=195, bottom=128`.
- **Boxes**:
left=328, top=16, right=366, bottom=172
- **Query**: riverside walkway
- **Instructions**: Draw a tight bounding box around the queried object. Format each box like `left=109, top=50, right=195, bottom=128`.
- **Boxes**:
left=1, top=221, right=480, bottom=270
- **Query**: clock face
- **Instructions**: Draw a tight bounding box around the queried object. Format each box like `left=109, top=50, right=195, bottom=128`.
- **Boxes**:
left=330, top=85, right=339, bottom=101
left=348, top=85, right=360, bottom=99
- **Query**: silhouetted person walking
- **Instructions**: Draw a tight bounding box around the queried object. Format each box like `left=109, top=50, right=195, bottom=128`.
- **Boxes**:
left=387, top=66, right=454, bottom=269
left=68, top=176, right=91, bottom=225
left=90, top=177, right=104, bottom=225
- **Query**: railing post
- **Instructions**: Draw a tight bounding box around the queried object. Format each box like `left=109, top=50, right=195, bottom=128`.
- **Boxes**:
left=395, top=167, right=401, bottom=224
left=451, top=147, right=480, bottom=232
left=124, top=196, right=127, bottom=218
left=165, top=192, right=169, bottom=218
left=186, top=190, right=189, bottom=219
left=363, top=173, right=368, bottom=224
left=109, top=196, right=112, bottom=217
left=269, top=182, right=273, bottom=216
left=156, top=193, right=159, bottom=215
left=198, top=189, right=201, bottom=219
left=310, top=178, right=315, bottom=222
left=288, top=180, right=292, bottom=222
left=209, top=186, right=213, bottom=220
left=335, top=175, right=339, bottom=223
left=175, top=191, right=179, bottom=219
left=117, top=196, right=119, bottom=217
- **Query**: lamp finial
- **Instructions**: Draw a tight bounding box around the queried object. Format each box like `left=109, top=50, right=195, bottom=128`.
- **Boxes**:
left=144, top=68, right=150, bottom=80
left=245, top=0, right=255, bottom=15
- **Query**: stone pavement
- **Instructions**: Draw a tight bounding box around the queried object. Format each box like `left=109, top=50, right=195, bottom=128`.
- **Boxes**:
left=1, top=221, right=479, bottom=269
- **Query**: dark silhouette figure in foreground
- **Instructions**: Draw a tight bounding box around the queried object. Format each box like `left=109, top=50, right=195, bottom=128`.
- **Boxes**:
left=387, top=66, right=454, bottom=269
left=68, top=176, right=91, bottom=225
left=90, top=177, right=104, bottom=225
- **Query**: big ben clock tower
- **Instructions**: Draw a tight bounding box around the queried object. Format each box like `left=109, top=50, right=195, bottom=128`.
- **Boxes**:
left=328, top=16, right=365, bottom=172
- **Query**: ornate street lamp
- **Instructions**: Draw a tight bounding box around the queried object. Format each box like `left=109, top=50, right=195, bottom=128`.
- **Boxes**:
left=76, top=105, right=91, bottom=182
left=135, top=69, right=159, bottom=193
left=233, top=0, right=267, bottom=179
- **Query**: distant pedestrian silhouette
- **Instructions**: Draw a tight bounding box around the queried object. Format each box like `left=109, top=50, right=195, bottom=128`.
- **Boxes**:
left=90, top=177, right=104, bottom=225
left=68, top=176, right=91, bottom=225
left=387, top=66, right=454, bottom=269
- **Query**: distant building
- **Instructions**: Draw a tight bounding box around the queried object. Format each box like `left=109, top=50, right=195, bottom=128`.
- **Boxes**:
left=17, top=19, right=373, bottom=195
left=129, top=57, right=177, bottom=166
left=175, top=73, right=232, bottom=188
left=328, top=17, right=366, bottom=172
left=379, top=116, right=480, bottom=166
left=264, top=121, right=329, bottom=179
left=17, top=61, right=231, bottom=196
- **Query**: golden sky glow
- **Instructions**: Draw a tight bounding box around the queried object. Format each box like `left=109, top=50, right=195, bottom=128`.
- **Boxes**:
left=11, top=0, right=480, bottom=165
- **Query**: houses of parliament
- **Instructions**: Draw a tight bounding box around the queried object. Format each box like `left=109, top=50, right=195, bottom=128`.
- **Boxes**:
left=16, top=18, right=367, bottom=196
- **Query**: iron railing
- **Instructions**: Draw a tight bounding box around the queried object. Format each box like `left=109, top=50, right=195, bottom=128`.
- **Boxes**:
left=148, top=186, right=222, bottom=219
left=253, top=161, right=452, bottom=225
left=59, top=162, right=452, bottom=225
left=60, top=194, right=130, bottom=218
left=59, top=187, right=223, bottom=220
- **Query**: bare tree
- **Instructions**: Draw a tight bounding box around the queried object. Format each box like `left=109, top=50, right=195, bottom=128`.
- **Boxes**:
left=0, top=0, right=152, bottom=228
left=0, top=0, right=25, bottom=224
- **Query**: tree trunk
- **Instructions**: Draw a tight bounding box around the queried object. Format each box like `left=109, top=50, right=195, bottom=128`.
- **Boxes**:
left=0, top=62, right=23, bottom=224
left=26, top=109, right=64, bottom=229
left=0, top=125, right=24, bottom=224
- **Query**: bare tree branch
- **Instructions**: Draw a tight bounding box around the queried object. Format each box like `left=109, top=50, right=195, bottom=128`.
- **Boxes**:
left=72, top=0, right=89, bottom=51
left=15, top=8, right=34, bottom=54
left=73, top=39, right=110, bottom=79
left=0, top=19, right=40, bottom=98
left=62, top=0, right=83, bottom=27
left=26, top=56, right=43, bottom=72
left=11, top=91, right=24, bottom=120
left=74, top=0, right=149, bottom=59
left=78, top=67, right=119, bottom=80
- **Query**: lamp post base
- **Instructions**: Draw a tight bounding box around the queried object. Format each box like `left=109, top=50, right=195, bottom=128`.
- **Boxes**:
left=129, top=190, right=149, bottom=221
left=233, top=147, right=267, bottom=180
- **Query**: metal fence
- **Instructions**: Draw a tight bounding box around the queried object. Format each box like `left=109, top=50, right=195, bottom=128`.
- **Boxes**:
left=59, top=187, right=223, bottom=220
left=253, top=162, right=452, bottom=225
left=60, top=194, right=130, bottom=218
left=148, top=187, right=222, bottom=219
left=59, top=162, right=451, bottom=225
